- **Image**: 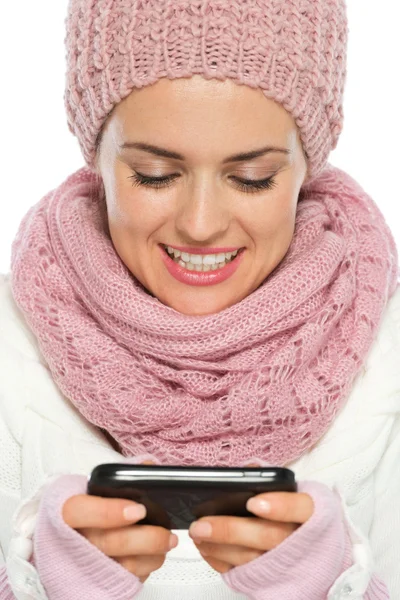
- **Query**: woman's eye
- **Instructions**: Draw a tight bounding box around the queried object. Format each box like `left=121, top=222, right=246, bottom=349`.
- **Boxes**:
left=128, top=172, right=277, bottom=193
left=128, top=172, right=177, bottom=189
left=231, top=176, right=277, bottom=193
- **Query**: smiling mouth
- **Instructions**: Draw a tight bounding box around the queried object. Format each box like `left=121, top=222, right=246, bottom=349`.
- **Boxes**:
left=162, top=245, right=245, bottom=272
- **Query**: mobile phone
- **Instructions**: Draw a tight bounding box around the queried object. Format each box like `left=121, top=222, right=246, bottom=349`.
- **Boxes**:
left=87, top=464, right=297, bottom=529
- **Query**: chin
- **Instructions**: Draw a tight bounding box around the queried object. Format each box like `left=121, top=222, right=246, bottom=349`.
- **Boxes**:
left=162, top=293, right=240, bottom=316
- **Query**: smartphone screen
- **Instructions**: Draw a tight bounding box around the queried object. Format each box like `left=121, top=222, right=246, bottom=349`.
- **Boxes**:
left=88, top=464, right=297, bottom=529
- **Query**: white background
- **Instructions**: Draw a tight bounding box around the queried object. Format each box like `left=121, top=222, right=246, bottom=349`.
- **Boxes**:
left=0, top=1, right=399, bottom=274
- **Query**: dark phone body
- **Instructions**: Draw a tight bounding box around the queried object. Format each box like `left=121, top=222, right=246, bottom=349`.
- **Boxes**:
left=87, top=464, right=297, bottom=529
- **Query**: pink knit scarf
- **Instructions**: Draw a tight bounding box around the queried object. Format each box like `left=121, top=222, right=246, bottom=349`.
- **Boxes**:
left=10, top=165, right=399, bottom=467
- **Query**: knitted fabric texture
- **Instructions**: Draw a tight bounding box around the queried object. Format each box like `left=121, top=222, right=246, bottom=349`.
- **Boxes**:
left=64, top=0, right=348, bottom=181
left=10, top=164, right=398, bottom=467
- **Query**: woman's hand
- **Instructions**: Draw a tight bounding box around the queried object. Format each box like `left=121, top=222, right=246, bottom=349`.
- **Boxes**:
left=63, top=460, right=178, bottom=583
left=188, top=491, right=314, bottom=573
left=62, top=461, right=177, bottom=583
left=62, top=493, right=178, bottom=582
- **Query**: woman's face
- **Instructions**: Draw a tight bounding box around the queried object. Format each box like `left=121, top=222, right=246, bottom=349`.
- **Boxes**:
left=97, top=75, right=308, bottom=316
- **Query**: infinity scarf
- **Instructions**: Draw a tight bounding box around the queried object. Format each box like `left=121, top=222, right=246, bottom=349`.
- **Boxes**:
left=10, top=164, right=399, bottom=466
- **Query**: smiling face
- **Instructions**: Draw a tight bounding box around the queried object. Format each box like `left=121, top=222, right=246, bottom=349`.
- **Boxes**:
left=95, top=75, right=308, bottom=316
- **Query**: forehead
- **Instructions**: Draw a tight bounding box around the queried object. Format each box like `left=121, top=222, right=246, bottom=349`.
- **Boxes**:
left=100, top=76, right=300, bottom=167
left=116, top=75, right=294, bottom=133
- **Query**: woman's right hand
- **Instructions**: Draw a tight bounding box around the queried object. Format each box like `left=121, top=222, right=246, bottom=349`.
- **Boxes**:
left=62, top=494, right=178, bottom=582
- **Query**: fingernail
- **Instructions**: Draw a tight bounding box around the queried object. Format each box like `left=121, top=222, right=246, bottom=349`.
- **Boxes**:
left=189, top=521, right=213, bottom=538
left=246, top=498, right=271, bottom=514
left=169, top=534, right=178, bottom=550
left=123, top=504, right=147, bottom=521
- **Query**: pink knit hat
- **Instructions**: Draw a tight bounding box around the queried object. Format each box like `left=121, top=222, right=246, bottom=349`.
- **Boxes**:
left=64, top=0, right=348, bottom=181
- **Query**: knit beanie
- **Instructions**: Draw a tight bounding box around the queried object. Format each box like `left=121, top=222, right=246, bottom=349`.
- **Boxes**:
left=64, top=0, right=349, bottom=182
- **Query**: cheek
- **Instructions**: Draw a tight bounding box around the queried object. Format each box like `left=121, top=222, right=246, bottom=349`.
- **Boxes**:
left=249, top=191, right=297, bottom=242
left=107, top=184, right=169, bottom=238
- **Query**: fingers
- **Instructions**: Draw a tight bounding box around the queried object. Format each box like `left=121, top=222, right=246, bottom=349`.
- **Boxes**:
left=190, top=515, right=297, bottom=551
left=79, top=524, right=177, bottom=558
left=62, top=494, right=147, bottom=529
left=197, top=542, right=263, bottom=567
left=199, top=556, right=232, bottom=574
left=116, top=553, right=166, bottom=579
left=246, top=492, right=314, bottom=524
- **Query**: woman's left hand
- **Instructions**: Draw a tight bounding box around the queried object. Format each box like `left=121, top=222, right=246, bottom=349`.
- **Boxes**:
left=188, top=491, right=315, bottom=573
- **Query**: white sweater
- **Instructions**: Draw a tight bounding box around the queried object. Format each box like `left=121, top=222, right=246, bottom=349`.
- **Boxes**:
left=0, top=272, right=399, bottom=600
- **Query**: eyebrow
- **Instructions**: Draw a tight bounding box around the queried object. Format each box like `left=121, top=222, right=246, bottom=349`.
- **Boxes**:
left=120, top=141, right=291, bottom=163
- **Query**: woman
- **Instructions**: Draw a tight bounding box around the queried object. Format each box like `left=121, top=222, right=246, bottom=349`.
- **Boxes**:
left=0, top=0, right=399, bottom=598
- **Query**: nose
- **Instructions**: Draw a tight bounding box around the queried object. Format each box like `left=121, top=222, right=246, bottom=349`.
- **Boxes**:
left=174, top=178, right=230, bottom=243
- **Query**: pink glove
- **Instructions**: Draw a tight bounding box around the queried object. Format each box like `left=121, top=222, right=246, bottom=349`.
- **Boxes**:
left=32, top=454, right=159, bottom=600
left=222, top=480, right=389, bottom=599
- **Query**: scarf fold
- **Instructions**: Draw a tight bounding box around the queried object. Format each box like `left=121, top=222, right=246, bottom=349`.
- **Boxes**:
left=10, top=164, right=399, bottom=466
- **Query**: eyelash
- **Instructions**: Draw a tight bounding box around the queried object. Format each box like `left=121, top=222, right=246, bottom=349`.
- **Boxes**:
left=128, top=172, right=277, bottom=194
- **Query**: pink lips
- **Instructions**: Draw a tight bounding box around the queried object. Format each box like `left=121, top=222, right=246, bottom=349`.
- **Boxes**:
left=159, top=245, right=245, bottom=286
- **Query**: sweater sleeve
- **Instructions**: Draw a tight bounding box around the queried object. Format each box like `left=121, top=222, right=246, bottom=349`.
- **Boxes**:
left=32, top=452, right=162, bottom=600
left=3, top=453, right=159, bottom=599
left=0, top=568, right=15, bottom=599
left=222, top=481, right=390, bottom=600
left=32, top=473, right=143, bottom=600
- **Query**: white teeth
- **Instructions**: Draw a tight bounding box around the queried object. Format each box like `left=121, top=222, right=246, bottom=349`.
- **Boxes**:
left=190, top=254, right=203, bottom=265
left=165, top=245, right=241, bottom=272
left=181, top=261, right=227, bottom=272
left=203, top=255, right=216, bottom=265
